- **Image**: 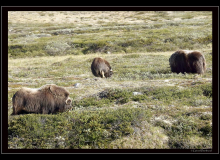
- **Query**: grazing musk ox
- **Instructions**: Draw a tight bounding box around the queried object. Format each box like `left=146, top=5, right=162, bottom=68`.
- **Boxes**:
left=91, top=57, right=113, bottom=78
left=169, top=50, right=206, bottom=74
left=12, top=84, right=72, bottom=115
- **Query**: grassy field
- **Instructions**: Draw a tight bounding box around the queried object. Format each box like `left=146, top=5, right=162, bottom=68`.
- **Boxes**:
left=8, top=11, right=212, bottom=149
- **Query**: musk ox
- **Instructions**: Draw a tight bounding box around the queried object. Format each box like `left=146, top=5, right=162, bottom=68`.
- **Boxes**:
left=12, top=84, right=72, bottom=115
left=91, top=57, right=113, bottom=78
left=169, top=50, right=206, bottom=74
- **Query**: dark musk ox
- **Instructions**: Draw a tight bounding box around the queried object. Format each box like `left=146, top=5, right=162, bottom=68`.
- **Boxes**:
left=169, top=50, right=206, bottom=74
left=91, top=57, right=113, bottom=78
left=12, top=84, right=72, bottom=115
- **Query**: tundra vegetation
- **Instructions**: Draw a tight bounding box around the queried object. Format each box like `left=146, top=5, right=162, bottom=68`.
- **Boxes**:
left=8, top=11, right=212, bottom=149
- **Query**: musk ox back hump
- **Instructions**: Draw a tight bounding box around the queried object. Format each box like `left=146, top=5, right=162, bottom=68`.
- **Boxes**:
left=91, top=57, right=113, bottom=78
left=169, top=50, right=206, bottom=74
left=12, top=84, right=72, bottom=115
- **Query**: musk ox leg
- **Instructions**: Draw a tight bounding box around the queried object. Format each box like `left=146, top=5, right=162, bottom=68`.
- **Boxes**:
left=12, top=105, right=25, bottom=115
left=203, top=61, right=206, bottom=73
left=12, top=94, right=23, bottom=115
left=12, top=106, right=17, bottom=115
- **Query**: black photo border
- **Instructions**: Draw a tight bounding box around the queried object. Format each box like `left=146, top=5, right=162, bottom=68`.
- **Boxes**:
left=1, top=6, right=219, bottom=154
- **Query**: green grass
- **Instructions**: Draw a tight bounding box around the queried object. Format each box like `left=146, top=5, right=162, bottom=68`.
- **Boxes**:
left=8, top=11, right=212, bottom=58
left=8, top=108, right=152, bottom=149
left=8, top=83, right=212, bottom=149
left=8, top=11, right=212, bottom=149
left=73, top=83, right=212, bottom=107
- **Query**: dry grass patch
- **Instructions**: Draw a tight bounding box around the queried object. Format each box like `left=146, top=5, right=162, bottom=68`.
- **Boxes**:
left=110, top=121, right=169, bottom=149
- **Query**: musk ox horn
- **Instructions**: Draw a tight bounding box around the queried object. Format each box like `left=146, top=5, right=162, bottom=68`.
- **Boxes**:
left=100, top=70, right=106, bottom=78
left=66, top=98, right=72, bottom=105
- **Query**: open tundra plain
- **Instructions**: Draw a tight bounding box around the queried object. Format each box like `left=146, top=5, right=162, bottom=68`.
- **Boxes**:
left=8, top=11, right=212, bottom=149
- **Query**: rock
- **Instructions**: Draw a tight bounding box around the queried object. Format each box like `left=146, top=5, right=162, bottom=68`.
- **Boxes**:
left=133, top=92, right=143, bottom=96
left=35, top=34, right=51, bottom=37
left=98, top=90, right=109, bottom=99
left=74, top=83, right=80, bottom=88
left=52, top=29, right=74, bottom=35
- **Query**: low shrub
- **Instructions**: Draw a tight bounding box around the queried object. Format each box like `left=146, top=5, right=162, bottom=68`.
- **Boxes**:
left=45, top=41, right=71, bottom=56
left=166, top=116, right=212, bottom=149
left=73, top=83, right=212, bottom=108
left=8, top=108, right=152, bottom=149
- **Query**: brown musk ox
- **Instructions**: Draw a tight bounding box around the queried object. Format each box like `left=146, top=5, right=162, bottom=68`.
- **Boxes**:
left=91, top=57, right=113, bottom=78
left=12, top=84, right=72, bottom=115
left=169, top=50, right=206, bottom=74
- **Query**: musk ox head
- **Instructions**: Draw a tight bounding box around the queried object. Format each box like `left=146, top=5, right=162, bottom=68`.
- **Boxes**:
left=169, top=50, right=206, bottom=74
left=12, top=84, right=72, bottom=115
left=91, top=57, right=113, bottom=78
